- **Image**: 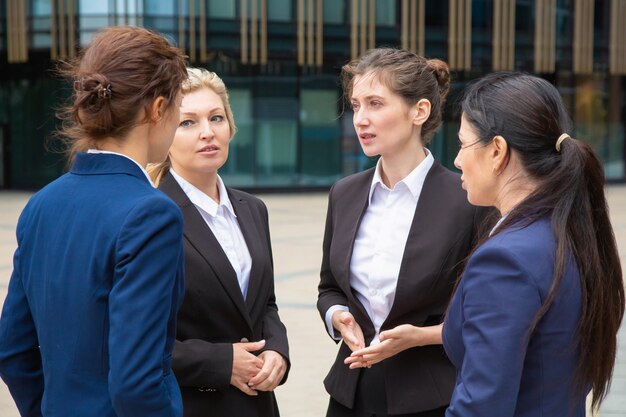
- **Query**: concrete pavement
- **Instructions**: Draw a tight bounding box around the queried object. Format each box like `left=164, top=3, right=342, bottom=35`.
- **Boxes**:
left=1, top=187, right=625, bottom=416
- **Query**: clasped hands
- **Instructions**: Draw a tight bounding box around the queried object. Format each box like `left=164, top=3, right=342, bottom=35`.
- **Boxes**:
left=332, top=311, right=443, bottom=369
left=230, top=340, right=287, bottom=396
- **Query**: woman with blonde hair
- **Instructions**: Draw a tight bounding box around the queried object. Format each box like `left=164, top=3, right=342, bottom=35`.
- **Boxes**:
left=150, top=67, right=290, bottom=417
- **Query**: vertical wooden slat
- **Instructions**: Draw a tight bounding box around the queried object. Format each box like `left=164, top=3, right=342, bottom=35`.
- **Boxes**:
left=316, top=0, right=323, bottom=67
left=409, top=0, right=416, bottom=52
left=609, top=0, right=619, bottom=74
left=449, top=0, right=457, bottom=69
left=401, top=0, right=408, bottom=50
left=493, top=0, right=501, bottom=70
left=200, top=0, right=207, bottom=62
left=573, top=0, right=581, bottom=73
left=297, top=0, right=304, bottom=65
left=549, top=0, right=556, bottom=72
left=464, top=0, right=472, bottom=70
left=189, top=0, right=196, bottom=62
left=351, top=0, right=358, bottom=59
left=368, top=0, right=375, bottom=49
left=534, top=0, right=543, bottom=72
left=360, top=0, right=367, bottom=55
left=68, top=0, right=75, bottom=58
left=51, top=0, right=58, bottom=59
left=261, top=0, right=267, bottom=64
left=251, top=0, right=258, bottom=64
left=59, top=0, right=66, bottom=58
left=179, top=0, right=185, bottom=55
left=508, top=0, right=515, bottom=69
left=307, top=0, right=314, bottom=65
left=241, top=0, right=248, bottom=63
left=7, top=0, right=13, bottom=62
left=621, top=1, right=626, bottom=73
left=418, top=0, right=425, bottom=56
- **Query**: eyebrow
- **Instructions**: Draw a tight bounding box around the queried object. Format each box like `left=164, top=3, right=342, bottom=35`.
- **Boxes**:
left=351, top=95, right=384, bottom=101
left=180, top=107, right=224, bottom=116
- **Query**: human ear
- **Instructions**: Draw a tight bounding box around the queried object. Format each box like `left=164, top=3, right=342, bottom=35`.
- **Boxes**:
left=150, top=96, right=167, bottom=123
left=412, top=99, right=432, bottom=126
left=491, top=135, right=509, bottom=175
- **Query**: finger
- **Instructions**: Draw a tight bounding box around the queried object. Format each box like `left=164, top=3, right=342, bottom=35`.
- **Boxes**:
left=248, top=363, right=271, bottom=386
left=235, top=380, right=258, bottom=396
left=240, top=339, right=266, bottom=352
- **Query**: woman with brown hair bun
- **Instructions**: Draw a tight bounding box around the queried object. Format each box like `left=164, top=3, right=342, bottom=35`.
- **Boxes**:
left=0, top=26, right=188, bottom=417
left=317, top=48, right=483, bottom=417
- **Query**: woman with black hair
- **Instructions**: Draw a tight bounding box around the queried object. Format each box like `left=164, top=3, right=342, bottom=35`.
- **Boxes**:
left=444, top=72, right=624, bottom=416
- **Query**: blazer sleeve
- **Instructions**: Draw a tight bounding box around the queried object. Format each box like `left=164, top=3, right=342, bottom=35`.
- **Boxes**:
left=108, top=196, right=183, bottom=417
left=0, top=212, right=44, bottom=417
left=446, top=245, right=542, bottom=417
left=172, top=339, right=233, bottom=390
left=257, top=198, right=290, bottom=384
left=316, top=185, right=350, bottom=341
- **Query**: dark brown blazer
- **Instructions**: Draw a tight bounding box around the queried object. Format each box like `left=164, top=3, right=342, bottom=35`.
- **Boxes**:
left=159, top=173, right=290, bottom=417
left=317, top=161, right=482, bottom=415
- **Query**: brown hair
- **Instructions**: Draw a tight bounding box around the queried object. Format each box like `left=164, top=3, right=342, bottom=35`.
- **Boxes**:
left=341, top=47, right=451, bottom=143
left=148, top=67, right=236, bottom=185
left=56, top=26, right=188, bottom=161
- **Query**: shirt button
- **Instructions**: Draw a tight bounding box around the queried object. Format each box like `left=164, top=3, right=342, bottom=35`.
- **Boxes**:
left=370, top=289, right=378, bottom=296
left=240, top=337, right=249, bottom=343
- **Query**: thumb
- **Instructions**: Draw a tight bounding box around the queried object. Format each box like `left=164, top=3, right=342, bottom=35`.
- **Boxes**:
left=241, top=339, right=266, bottom=352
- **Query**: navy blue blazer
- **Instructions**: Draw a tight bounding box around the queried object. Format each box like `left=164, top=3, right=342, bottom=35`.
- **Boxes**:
left=0, top=153, right=186, bottom=417
left=443, top=217, right=586, bottom=417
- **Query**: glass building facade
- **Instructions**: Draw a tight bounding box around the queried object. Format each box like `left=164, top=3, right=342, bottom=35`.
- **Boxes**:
left=1, top=0, right=625, bottom=190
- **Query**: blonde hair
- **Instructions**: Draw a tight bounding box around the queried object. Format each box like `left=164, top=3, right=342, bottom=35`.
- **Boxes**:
left=148, top=67, right=237, bottom=185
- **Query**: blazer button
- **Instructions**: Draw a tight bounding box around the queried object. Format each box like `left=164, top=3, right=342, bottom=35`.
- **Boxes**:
left=240, top=337, right=249, bottom=343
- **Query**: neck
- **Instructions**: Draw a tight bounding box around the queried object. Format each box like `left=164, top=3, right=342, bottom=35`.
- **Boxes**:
left=96, top=124, right=150, bottom=168
left=379, top=143, right=426, bottom=189
left=174, top=165, right=220, bottom=203
left=495, top=178, right=537, bottom=216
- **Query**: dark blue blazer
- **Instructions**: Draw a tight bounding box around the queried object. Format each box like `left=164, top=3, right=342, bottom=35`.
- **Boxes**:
left=443, top=217, right=586, bottom=417
left=0, top=153, right=186, bottom=417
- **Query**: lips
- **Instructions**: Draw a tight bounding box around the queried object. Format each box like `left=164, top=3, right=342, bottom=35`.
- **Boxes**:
left=197, top=145, right=219, bottom=153
left=359, top=133, right=375, bottom=139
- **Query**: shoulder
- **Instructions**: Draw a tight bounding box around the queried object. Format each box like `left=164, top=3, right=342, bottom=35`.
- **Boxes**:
left=328, top=168, right=375, bottom=203
left=227, top=187, right=268, bottom=215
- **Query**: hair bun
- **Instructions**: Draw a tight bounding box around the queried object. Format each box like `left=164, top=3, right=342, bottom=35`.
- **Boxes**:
left=426, top=59, right=451, bottom=101
left=75, top=73, right=112, bottom=100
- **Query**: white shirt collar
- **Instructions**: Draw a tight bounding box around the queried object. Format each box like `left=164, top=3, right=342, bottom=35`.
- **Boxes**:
left=87, top=149, right=155, bottom=187
left=169, top=169, right=236, bottom=218
left=368, top=148, right=434, bottom=204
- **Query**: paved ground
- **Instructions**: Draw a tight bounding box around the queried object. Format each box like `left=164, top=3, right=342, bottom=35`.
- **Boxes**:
left=1, top=187, right=625, bottom=416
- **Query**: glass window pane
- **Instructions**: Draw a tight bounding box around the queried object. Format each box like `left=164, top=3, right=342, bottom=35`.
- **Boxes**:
left=268, top=0, right=291, bottom=21
left=324, top=0, right=345, bottom=24
left=144, top=0, right=176, bottom=16
left=375, top=0, right=395, bottom=26
left=209, top=1, right=236, bottom=18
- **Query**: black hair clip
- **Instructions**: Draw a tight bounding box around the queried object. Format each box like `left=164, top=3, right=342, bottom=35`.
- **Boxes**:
left=98, top=84, right=112, bottom=99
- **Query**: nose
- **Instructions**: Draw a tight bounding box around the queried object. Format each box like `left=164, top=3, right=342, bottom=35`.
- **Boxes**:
left=454, top=152, right=462, bottom=170
left=353, top=107, right=369, bottom=127
left=199, top=119, right=214, bottom=140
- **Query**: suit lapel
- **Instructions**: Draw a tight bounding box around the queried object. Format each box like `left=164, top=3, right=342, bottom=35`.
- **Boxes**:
left=159, top=174, right=253, bottom=330
left=390, top=162, right=446, bottom=317
left=227, top=189, right=264, bottom=311
left=334, top=170, right=374, bottom=326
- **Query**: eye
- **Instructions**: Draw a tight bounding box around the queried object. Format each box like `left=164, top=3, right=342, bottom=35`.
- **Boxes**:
left=350, top=102, right=360, bottom=111
left=210, top=115, right=225, bottom=123
left=179, top=119, right=194, bottom=128
left=370, top=100, right=382, bottom=108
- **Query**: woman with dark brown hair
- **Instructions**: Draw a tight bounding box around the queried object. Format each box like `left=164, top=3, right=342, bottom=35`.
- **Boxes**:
left=317, top=48, right=483, bottom=417
left=444, top=72, right=624, bottom=416
left=0, top=26, right=188, bottom=417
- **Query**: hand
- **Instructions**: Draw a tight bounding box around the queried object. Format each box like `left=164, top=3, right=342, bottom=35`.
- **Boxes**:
left=344, top=324, right=443, bottom=369
left=231, top=340, right=265, bottom=396
left=332, top=311, right=365, bottom=352
left=248, top=350, right=287, bottom=392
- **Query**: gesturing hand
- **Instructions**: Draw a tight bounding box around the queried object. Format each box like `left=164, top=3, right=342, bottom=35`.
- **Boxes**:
left=344, top=324, right=443, bottom=369
left=332, top=311, right=365, bottom=352
left=231, top=340, right=265, bottom=396
left=248, top=350, right=287, bottom=392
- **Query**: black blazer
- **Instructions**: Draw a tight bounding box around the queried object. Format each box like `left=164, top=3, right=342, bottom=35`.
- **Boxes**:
left=159, top=173, right=290, bottom=417
left=317, top=161, right=483, bottom=415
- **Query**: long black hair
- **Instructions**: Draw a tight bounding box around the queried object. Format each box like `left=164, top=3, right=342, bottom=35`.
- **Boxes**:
left=461, top=72, right=624, bottom=412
